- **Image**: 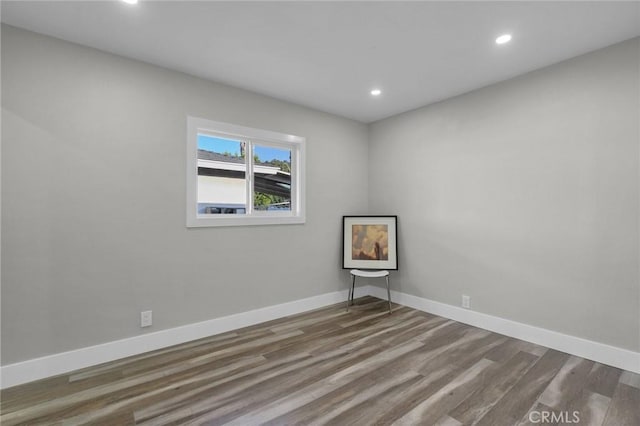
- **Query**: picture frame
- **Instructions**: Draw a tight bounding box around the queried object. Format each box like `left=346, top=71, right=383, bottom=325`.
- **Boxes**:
left=342, top=215, right=398, bottom=270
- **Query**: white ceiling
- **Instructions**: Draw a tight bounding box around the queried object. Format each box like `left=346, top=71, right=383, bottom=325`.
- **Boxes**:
left=2, top=1, right=639, bottom=123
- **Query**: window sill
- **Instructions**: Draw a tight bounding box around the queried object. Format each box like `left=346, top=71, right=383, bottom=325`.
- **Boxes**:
left=187, top=214, right=306, bottom=228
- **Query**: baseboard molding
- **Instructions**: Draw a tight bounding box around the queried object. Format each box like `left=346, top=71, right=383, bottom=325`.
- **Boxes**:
left=366, top=285, right=640, bottom=374
left=3, top=285, right=638, bottom=388
left=0, top=289, right=351, bottom=389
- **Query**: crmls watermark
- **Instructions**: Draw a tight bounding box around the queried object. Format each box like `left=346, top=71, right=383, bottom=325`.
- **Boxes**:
left=529, top=410, right=581, bottom=423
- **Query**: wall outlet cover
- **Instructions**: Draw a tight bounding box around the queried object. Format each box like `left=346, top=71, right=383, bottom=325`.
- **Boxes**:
left=462, top=295, right=470, bottom=309
left=141, top=310, right=153, bottom=327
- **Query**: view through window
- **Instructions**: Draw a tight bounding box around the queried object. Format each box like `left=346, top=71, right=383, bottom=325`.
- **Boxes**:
left=253, top=144, right=292, bottom=211
left=197, top=135, right=247, bottom=214
left=187, top=117, right=305, bottom=227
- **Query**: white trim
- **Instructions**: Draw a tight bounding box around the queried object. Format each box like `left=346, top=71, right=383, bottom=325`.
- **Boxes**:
left=186, top=116, right=306, bottom=228
left=194, top=118, right=305, bottom=145
left=366, top=285, right=640, bottom=374
left=0, top=289, right=350, bottom=389
left=3, top=284, right=638, bottom=388
left=190, top=214, right=305, bottom=227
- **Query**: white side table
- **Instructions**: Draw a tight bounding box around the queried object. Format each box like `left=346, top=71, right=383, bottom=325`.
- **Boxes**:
left=347, top=269, right=391, bottom=313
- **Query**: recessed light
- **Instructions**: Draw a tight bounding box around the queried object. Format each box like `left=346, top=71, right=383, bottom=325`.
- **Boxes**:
left=122, top=0, right=138, bottom=5
left=495, top=34, right=512, bottom=45
left=370, top=89, right=382, bottom=96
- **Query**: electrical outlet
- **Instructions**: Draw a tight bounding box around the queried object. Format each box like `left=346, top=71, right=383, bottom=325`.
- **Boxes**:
left=141, top=310, right=153, bottom=327
left=462, top=295, right=470, bottom=309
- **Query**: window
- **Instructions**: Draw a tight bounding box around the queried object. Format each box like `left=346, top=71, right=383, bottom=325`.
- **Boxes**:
left=187, top=117, right=305, bottom=227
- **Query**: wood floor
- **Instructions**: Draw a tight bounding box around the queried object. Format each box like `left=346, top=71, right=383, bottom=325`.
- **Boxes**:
left=1, top=296, right=639, bottom=425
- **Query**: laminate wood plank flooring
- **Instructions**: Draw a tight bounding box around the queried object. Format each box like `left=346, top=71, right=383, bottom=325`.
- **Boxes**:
left=1, top=296, right=639, bottom=425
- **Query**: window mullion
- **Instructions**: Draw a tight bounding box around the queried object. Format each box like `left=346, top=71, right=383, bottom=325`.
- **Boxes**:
left=291, top=147, right=297, bottom=215
left=245, top=140, right=254, bottom=215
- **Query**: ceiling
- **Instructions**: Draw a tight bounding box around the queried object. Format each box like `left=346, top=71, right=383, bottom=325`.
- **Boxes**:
left=2, top=1, right=639, bottom=123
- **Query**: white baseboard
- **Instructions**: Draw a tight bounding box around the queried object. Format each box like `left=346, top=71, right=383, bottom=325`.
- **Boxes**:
left=0, top=289, right=350, bottom=389
left=2, top=284, right=638, bottom=388
left=366, top=285, right=640, bottom=374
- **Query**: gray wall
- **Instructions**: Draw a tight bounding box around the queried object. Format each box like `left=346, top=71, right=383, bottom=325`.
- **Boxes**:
left=369, top=38, right=639, bottom=351
left=1, top=25, right=369, bottom=364
left=2, top=25, right=638, bottom=366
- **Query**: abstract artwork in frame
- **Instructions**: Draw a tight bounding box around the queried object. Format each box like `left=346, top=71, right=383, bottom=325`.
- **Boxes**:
left=342, top=215, right=398, bottom=270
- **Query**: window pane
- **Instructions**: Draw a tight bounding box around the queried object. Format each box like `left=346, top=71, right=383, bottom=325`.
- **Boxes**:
left=253, top=145, right=292, bottom=211
left=197, top=134, right=246, bottom=215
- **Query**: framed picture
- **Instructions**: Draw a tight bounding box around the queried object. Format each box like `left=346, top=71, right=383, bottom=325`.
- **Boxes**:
left=342, top=215, right=398, bottom=270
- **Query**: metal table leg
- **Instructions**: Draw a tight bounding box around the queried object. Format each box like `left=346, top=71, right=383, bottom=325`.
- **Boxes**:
left=386, top=275, right=392, bottom=313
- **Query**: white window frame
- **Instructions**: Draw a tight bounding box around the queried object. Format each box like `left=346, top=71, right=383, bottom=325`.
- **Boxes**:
left=187, top=116, right=305, bottom=227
